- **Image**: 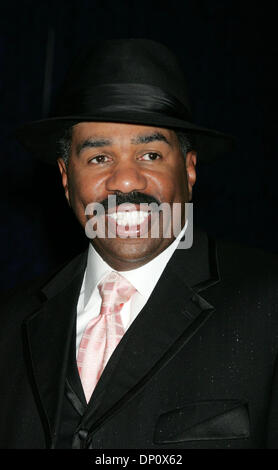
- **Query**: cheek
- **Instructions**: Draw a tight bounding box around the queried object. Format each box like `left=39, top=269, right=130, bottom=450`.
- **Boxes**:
left=152, top=167, right=187, bottom=203
left=68, top=169, right=104, bottom=204
left=67, top=169, right=107, bottom=226
left=172, top=162, right=188, bottom=199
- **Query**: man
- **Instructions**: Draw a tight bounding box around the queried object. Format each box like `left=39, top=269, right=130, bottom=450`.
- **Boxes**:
left=1, top=39, right=278, bottom=449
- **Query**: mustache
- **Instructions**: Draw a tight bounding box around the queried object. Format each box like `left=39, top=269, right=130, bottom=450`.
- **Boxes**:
left=98, top=191, right=161, bottom=212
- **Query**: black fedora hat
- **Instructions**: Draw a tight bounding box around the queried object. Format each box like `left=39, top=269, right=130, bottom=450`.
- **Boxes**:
left=16, top=38, right=235, bottom=164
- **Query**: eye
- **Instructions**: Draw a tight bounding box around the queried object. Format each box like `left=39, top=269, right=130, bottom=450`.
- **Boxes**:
left=89, top=155, right=111, bottom=164
left=140, top=152, right=161, bottom=161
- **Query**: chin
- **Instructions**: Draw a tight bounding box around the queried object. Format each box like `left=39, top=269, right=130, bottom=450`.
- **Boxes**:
left=95, top=238, right=165, bottom=266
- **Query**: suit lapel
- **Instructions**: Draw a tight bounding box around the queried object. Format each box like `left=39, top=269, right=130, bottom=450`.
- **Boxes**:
left=77, top=229, right=220, bottom=440
left=22, top=252, right=87, bottom=448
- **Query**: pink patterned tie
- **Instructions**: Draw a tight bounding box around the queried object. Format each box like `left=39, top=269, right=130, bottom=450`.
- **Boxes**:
left=77, top=271, right=136, bottom=402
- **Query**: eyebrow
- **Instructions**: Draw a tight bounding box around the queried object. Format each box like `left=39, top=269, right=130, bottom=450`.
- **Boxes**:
left=76, top=131, right=172, bottom=156
left=76, top=137, right=112, bottom=156
left=131, top=132, right=172, bottom=147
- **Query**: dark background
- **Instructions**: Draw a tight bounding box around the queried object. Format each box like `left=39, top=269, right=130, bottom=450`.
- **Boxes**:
left=1, top=0, right=277, bottom=293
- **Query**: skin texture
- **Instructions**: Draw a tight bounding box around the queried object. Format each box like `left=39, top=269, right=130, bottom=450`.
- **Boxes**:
left=58, top=122, right=197, bottom=271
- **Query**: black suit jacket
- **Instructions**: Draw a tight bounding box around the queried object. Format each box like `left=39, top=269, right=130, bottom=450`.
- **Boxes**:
left=1, top=228, right=278, bottom=449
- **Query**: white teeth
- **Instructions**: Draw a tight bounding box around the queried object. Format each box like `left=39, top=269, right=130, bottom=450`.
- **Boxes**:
left=108, top=211, right=149, bottom=226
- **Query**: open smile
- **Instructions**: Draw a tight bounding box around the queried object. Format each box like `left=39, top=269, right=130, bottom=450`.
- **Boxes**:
left=106, top=203, right=156, bottom=238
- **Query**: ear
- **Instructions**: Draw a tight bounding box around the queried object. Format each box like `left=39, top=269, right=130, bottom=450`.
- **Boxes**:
left=185, top=151, right=197, bottom=201
left=57, top=158, right=70, bottom=206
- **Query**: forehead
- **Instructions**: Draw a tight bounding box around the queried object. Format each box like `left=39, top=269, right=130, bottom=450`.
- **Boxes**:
left=72, top=121, right=177, bottom=145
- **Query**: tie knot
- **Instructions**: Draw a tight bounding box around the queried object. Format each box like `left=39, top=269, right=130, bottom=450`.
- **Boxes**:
left=98, top=271, right=136, bottom=316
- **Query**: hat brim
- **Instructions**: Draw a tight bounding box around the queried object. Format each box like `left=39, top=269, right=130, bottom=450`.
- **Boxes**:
left=16, top=111, right=236, bottom=165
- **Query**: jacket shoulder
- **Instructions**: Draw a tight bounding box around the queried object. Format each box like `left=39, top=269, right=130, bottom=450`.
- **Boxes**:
left=215, top=237, right=278, bottom=278
left=207, top=236, right=278, bottom=314
left=0, top=251, right=86, bottom=329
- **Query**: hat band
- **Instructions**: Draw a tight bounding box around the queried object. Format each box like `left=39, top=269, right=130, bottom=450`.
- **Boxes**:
left=55, top=83, right=192, bottom=121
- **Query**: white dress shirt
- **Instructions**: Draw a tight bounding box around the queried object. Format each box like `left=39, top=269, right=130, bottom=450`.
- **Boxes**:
left=76, top=222, right=187, bottom=355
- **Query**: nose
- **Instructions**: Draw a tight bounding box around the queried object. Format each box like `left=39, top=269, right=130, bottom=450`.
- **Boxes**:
left=105, top=163, right=148, bottom=193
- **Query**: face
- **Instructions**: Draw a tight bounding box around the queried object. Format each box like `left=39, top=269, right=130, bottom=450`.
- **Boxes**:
left=58, top=122, right=197, bottom=271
